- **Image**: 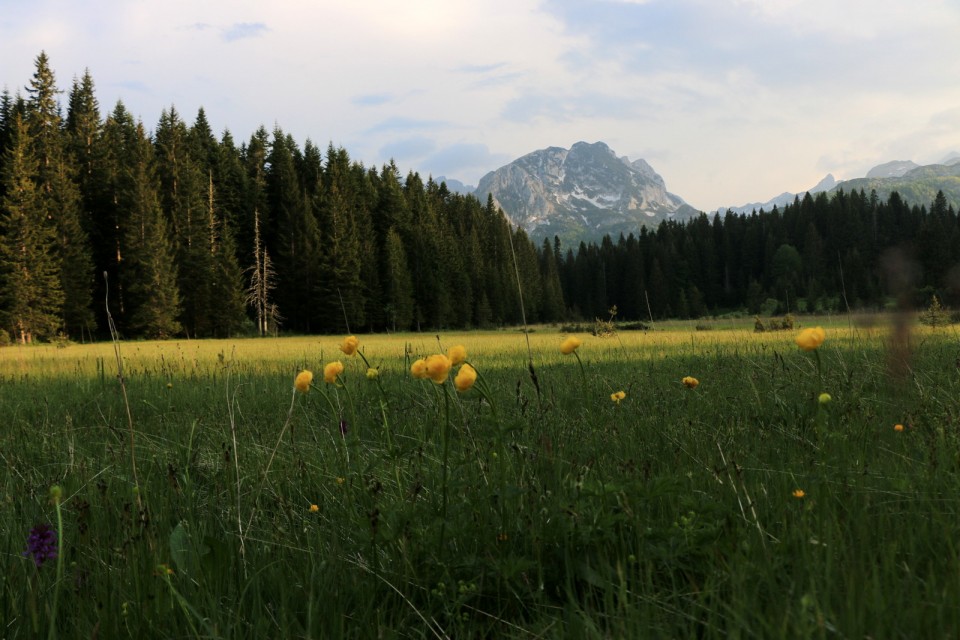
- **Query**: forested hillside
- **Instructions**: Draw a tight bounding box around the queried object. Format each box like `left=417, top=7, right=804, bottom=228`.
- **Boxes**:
left=1, top=53, right=958, bottom=342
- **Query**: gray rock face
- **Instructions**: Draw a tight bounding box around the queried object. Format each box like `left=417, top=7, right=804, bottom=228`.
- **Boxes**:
left=474, top=141, right=697, bottom=241
left=865, top=160, right=920, bottom=179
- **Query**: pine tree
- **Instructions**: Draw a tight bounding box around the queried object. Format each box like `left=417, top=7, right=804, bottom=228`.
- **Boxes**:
left=313, top=146, right=365, bottom=332
left=90, top=102, right=138, bottom=331
left=268, top=130, right=317, bottom=331
left=121, top=123, right=181, bottom=338
left=189, top=111, right=248, bottom=336
left=0, top=114, right=64, bottom=342
left=26, top=51, right=95, bottom=338
left=539, top=237, right=565, bottom=321
left=155, top=106, right=213, bottom=336
left=383, top=227, right=414, bottom=331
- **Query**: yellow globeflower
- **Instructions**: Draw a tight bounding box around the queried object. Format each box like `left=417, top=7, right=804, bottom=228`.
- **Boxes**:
left=610, top=390, right=626, bottom=404
left=682, top=376, right=699, bottom=389
left=893, top=423, right=904, bottom=432
left=323, top=361, right=344, bottom=385
left=447, top=344, right=467, bottom=366
left=294, top=370, right=313, bottom=393
left=366, top=367, right=379, bottom=380
left=425, top=354, right=452, bottom=384
left=560, top=336, right=582, bottom=355
left=410, top=358, right=429, bottom=379
left=454, top=364, right=477, bottom=392
left=795, top=326, right=826, bottom=351
left=340, top=335, right=359, bottom=356
left=792, top=489, right=805, bottom=499
left=309, top=504, right=319, bottom=513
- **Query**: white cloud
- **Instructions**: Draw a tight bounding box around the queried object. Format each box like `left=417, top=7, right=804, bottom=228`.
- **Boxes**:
left=2, top=0, right=959, bottom=209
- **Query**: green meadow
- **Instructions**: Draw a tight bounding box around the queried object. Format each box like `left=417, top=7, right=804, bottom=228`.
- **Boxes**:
left=2, top=321, right=960, bottom=638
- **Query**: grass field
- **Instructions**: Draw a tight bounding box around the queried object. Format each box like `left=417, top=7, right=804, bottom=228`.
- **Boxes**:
left=2, top=319, right=959, bottom=638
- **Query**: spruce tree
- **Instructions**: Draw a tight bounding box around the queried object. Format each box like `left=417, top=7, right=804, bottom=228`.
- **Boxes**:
left=121, top=123, right=182, bottom=338
left=0, top=114, right=64, bottom=342
left=383, top=227, right=414, bottom=331
left=313, top=145, right=364, bottom=332
left=155, top=106, right=213, bottom=336
left=26, top=51, right=95, bottom=338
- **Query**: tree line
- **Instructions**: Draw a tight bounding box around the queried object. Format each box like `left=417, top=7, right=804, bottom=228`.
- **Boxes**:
left=559, top=187, right=960, bottom=322
left=1, top=53, right=957, bottom=342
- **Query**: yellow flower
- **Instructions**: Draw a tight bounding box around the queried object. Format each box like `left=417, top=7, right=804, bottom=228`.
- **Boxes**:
left=818, top=392, right=832, bottom=404
left=610, top=390, right=626, bottom=404
left=795, top=326, right=826, bottom=351
left=682, top=376, right=699, bottom=389
left=339, top=335, right=359, bottom=356
left=425, top=354, right=452, bottom=384
left=166, top=382, right=173, bottom=389
left=560, top=336, right=582, bottom=355
left=336, top=477, right=345, bottom=485
left=323, top=361, right=344, bottom=385
left=792, top=489, right=805, bottom=499
left=454, top=364, right=477, bottom=392
left=447, top=344, right=467, bottom=366
left=294, top=370, right=313, bottom=393
left=309, top=504, right=319, bottom=513
left=366, top=367, right=379, bottom=380
left=410, top=358, right=429, bottom=379
left=894, top=423, right=904, bottom=432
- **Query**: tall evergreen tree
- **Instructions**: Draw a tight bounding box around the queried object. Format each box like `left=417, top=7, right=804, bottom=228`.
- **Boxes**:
left=25, top=51, right=95, bottom=338
left=0, top=114, right=63, bottom=342
left=121, top=122, right=181, bottom=338
left=155, top=106, right=214, bottom=336
left=313, top=145, right=364, bottom=332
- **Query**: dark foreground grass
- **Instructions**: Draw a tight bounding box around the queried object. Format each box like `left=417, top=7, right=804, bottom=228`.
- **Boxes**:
left=1, top=326, right=959, bottom=638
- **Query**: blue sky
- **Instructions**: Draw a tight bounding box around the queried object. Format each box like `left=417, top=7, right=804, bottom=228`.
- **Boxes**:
left=2, top=0, right=959, bottom=210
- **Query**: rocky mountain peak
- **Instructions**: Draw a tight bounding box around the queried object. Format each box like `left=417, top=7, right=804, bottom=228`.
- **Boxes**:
left=474, top=141, right=697, bottom=242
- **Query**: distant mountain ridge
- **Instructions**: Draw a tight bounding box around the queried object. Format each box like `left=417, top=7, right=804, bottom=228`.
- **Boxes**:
left=473, top=141, right=698, bottom=242
left=717, top=154, right=960, bottom=216
left=717, top=174, right=839, bottom=215
left=436, top=146, right=960, bottom=245
left=826, top=158, right=960, bottom=208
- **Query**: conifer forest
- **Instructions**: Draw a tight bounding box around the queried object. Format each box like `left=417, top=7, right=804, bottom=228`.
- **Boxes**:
left=2, top=53, right=959, bottom=343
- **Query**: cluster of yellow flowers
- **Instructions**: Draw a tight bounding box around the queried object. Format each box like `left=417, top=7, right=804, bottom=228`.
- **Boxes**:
left=681, top=376, right=699, bottom=389
left=293, top=335, right=364, bottom=393
left=411, top=345, right=476, bottom=392
left=610, top=390, right=626, bottom=404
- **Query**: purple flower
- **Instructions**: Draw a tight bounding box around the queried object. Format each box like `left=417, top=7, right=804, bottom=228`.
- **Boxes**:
left=24, top=524, right=58, bottom=568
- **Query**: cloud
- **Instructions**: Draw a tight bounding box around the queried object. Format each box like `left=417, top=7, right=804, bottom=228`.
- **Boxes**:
left=112, top=79, right=152, bottom=94
left=352, top=93, right=393, bottom=107
left=422, top=143, right=513, bottom=182
left=222, top=22, right=268, bottom=42
left=366, top=116, right=448, bottom=134
left=378, top=137, right=437, bottom=161
left=455, top=62, right=507, bottom=74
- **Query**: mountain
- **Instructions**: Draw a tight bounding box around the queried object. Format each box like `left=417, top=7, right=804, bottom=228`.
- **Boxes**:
left=827, top=160, right=960, bottom=207
left=473, top=141, right=699, bottom=242
left=865, top=160, right=920, bottom=179
left=435, top=176, right=475, bottom=196
left=718, top=173, right=837, bottom=215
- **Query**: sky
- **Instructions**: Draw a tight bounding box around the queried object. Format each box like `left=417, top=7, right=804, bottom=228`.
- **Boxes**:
left=2, top=0, right=960, bottom=211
